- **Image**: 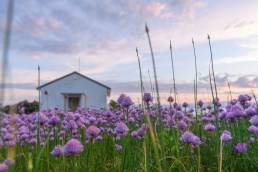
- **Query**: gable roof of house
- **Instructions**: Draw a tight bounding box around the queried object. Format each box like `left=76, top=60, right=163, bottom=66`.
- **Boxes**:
left=37, top=71, right=111, bottom=91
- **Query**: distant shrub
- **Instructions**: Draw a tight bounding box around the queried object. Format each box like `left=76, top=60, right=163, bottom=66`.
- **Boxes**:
left=109, top=99, right=119, bottom=110
left=2, top=100, right=39, bottom=114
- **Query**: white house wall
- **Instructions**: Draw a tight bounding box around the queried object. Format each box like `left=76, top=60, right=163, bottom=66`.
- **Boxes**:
left=39, top=73, right=108, bottom=110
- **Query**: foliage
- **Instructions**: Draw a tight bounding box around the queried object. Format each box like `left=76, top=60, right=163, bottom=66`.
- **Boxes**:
left=1, top=100, right=39, bottom=114
left=109, top=99, right=120, bottom=110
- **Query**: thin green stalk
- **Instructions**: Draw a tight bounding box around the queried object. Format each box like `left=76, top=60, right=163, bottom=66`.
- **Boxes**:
left=192, top=38, right=198, bottom=121
left=227, top=79, right=232, bottom=101
left=169, top=40, right=177, bottom=103
left=208, top=34, right=218, bottom=100
left=136, top=47, right=144, bottom=109
left=144, top=109, right=162, bottom=172
left=251, top=90, right=257, bottom=105
left=198, top=147, right=201, bottom=172
left=219, top=139, right=223, bottom=172
left=143, top=140, right=147, bottom=172
left=208, top=63, right=215, bottom=110
left=145, top=23, right=161, bottom=120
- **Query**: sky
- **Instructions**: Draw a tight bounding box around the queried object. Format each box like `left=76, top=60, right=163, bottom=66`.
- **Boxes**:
left=1, top=0, right=258, bottom=105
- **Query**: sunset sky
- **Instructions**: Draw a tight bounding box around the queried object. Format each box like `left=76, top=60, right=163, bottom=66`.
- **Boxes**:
left=1, top=0, right=258, bottom=105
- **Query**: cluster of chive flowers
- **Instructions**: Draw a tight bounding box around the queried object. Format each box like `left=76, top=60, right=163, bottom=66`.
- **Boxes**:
left=0, top=159, right=15, bottom=172
left=51, top=138, right=84, bottom=157
left=0, top=93, right=257, bottom=159
left=180, top=131, right=201, bottom=147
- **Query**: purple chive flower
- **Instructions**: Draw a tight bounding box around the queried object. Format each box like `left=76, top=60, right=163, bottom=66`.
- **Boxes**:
left=248, top=125, right=258, bottom=136
left=63, top=139, right=83, bottom=156
left=180, top=131, right=201, bottom=147
left=197, top=100, right=204, bottom=108
left=95, top=135, right=103, bottom=141
left=143, top=93, right=153, bottom=103
left=3, top=159, right=15, bottom=167
left=49, top=115, right=60, bottom=126
left=103, top=111, right=114, bottom=119
left=117, top=94, right=126, bottom=104
left=220, top=130, right=232, bottom=142
left=51, top=145, right=63, bottom=157
left=38, top=113, right=48, bottom=125
left=235, top=143, right=248, bottom=153
left=167, top=96, right=174, bottom=103
left=250, top=115, right=258, bottom=126
left=86, top=125, right=101, bottom=141
left=230, top=99, right=237, bottom=105
left=218, top=112, right=227, bottom=120
left=178, top=120, right=187, bottom=130
left=214, top=98, right=220, bottom=107
left=204, top=123, right=216, bottom=132
left=245, top=107, right=256, bottom=117
left=131, top=124, right=147, bottom=138
left=115, top=144, right=122, bottom=152
left=87, top=125, right=101, bottom=137
left=0, top=163, right=8, bottom=172
left=182, top=102, right=188, bottom=108
left=115, top=122, right=129, bottom=136
left=206, top=105, right=212, bottom=110
left=121, top=96, right=134, bottom=108
left=238, top=95, right=248, bottom=103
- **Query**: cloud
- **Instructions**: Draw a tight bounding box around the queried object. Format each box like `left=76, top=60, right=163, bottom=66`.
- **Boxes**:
left=237, top=35, right=258, bottom=49
left=214, top=51, right=258, bottom=64
left=4, top=73, right=257, bottom=93
left=2, top=72, right=258, bottom=105
left=224, top=19, right=256, bottom=30
left=0, top=82, right=36, bottom=90
left=1, top=0, right=208, bottom=57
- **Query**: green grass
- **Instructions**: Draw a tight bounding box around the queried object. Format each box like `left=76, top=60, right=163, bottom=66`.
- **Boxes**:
left=1, top=115, right=258, bottom=172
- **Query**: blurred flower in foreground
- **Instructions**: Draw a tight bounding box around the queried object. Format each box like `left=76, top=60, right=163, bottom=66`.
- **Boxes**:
left=63, top=139, right=83, bottom=156
left=0, top=163, right=8, bottom=172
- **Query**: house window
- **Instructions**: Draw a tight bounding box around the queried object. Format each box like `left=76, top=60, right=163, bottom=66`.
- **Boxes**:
left=68, top=96, right=80, bottom=111
left=64, top=94, right=82, bottom=111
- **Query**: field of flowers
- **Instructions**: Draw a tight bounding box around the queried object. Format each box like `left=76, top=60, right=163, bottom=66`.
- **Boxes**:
left=1, top=93, right=258, bottom=172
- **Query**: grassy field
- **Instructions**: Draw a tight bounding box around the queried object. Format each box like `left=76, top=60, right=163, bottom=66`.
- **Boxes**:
left=1, top=94, right=258, bottom=172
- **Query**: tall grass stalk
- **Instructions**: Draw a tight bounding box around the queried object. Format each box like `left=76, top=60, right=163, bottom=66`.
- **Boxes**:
left=136, top=47, right=144, bottom=108
left=144, top=109, right=163, bottom=172
left=143, top=140, right=147, bottom=172
left=208, top=34, right=218, bottom=100
left=251, top=90, right=258, bottom=105
left=0, top=0, right=14, bottom=105
left=227, top=79, right=232, bottom=101
left=148, top=69, right=156, bottom=103
left=208, top=63, right=215, bottom=109
left=169, top=41, right=177, bottom=103
left=192, top=39, right=198, bottom=121
left=219, top=139, right=223, bottom=172
left=145, top=23, right=161, bottom=119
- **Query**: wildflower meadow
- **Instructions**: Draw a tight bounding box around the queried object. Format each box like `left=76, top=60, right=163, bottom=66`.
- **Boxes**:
left=0, top=4, right=257, bottom=170
left=1, top=93, right=258, bottom=172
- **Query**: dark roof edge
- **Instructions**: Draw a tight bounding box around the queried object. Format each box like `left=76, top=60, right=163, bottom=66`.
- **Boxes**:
left=37, top=71, right=111, bottom=91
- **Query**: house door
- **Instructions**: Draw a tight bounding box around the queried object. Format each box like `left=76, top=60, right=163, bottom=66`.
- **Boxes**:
left=68, top=96, right=80, bottom=111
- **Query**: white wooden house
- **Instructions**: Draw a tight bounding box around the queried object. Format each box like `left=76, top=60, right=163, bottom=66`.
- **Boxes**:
left=37, top=71, right=111, bottom=111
